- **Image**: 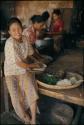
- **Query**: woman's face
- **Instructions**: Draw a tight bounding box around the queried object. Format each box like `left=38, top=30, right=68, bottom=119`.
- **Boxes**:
left=8, top=23, right=22, bottom=41
left=34, top=22, right=44, bottom=31
left=52, top=14, right=59, bottom=21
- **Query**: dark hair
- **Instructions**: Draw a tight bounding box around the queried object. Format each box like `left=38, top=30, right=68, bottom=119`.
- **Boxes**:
left=42, top=11, right=50, bottom=21
left=30, top=15, right=37, bottom=22
left=30, top=15, right=44, bottom=23
left=53, top=9, right=61, bottom=15
left=7, top=17, right=23, bottom=31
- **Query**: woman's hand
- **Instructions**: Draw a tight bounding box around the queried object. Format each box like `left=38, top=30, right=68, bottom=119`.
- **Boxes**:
left=30, top=62, right=43, bottom=69
left=16, top=60, right=43, bottom=69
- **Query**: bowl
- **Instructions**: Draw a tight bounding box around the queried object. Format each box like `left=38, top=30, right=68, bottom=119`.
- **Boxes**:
left=32, top=63, right=47, bottom=72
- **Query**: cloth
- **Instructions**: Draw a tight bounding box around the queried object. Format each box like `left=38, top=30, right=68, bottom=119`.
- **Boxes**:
left=23, top=25, right=37, bottom=45
left=49, top=18, right=64, bottom=52
left=50, top=18, right=64, bottom=32
left=4, top=36, right=34, bottom=76
left=5, top=72, right=39, bottom=121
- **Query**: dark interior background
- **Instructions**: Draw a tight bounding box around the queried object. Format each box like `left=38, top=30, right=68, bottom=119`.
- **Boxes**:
left=0, top=0, right=84, bottom=52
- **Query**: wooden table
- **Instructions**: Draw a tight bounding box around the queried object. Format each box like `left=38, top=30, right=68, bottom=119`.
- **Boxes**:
left=38, top=84, right=84, bottom=107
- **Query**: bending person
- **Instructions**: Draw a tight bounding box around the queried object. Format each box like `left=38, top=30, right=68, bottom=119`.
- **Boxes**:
left=4, top=17, right=41, bottom=124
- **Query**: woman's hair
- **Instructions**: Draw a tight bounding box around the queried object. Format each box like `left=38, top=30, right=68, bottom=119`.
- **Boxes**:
left=52, top=9, right=61, bottom=16
left=7, top=17, right=23, bottom=31
left=30, top=15, right=44, bottom=23
left=42, top=11, right=50, bottom=21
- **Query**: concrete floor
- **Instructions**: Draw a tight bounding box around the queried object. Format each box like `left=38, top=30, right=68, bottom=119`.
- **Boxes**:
left=0, top=48, right=84, bottom=124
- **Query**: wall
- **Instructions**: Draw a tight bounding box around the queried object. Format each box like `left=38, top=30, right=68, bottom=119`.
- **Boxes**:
left=15, top=0, right=73, bottom=28
left=0, top=0, right=73, bottom=32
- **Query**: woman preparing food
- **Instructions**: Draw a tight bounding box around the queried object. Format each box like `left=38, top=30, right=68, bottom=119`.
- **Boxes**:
left=4, top=17, right=42, bottom=124
left=49, top=9, right=64, bottom=53
left=23, top=15, right=45, bottom=45
left=23, top=15, right=52, bottom=64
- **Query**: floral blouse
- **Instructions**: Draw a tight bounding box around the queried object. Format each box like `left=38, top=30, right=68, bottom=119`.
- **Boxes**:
left=23, top=25, right=37, bottom=45
left=4, top=36, right=34, bottom=76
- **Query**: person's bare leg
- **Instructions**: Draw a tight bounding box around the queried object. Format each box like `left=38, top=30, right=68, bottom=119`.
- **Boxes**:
left=19, top=99, right=31, bottom=124
left=30, top=101, right=37, bottom=124
left=10, top=89, right=31, bottom=124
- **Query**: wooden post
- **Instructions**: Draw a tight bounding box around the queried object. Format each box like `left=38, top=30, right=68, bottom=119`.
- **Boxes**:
left=3, top=77, right=9, bottom=112
left=1, top=52, right=9, bottom=112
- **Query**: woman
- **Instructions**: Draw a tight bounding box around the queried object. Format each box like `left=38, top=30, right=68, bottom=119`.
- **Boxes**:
left=49, top=9, right=64, bottom=52
left=41, top=11, right=50, bottom=30
left=50, top=9, right=64, bottom=33
left=4, top=17, right=41, bottom=124
left=23, top=15, right=45, bottom=45
left=23, top=15, right=51, bottom=64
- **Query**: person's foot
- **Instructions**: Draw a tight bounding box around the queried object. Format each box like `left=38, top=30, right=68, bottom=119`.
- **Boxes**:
left=24, top=121, right=30, bottom=124
left=23, top=115, right=31, bottom=125
left=29, top=117, right=40, bottom=124
left=30, top=119, right=36, bottom=125
left=24, top=120, right=31, bottom=125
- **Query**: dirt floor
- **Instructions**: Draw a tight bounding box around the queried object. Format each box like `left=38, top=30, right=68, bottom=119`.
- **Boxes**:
left=0, top=48, right=84, bottom=124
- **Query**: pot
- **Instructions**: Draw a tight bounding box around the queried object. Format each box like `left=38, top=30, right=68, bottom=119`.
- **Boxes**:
left=35, top=37, right=54, bottom=48
left=35, top=40, right=46, bottom=48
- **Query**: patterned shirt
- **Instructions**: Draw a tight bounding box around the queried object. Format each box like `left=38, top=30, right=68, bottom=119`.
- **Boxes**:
left=4, top=36, right=34, bottom=76
left=23, top=25, right=37, bottom=45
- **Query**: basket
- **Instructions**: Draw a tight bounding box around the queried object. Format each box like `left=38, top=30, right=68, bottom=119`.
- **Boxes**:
left=37, top=72, right=83, bottom=90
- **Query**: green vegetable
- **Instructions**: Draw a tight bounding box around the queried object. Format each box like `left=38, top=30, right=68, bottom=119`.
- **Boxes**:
left=39, top=74, right=59, bottom=85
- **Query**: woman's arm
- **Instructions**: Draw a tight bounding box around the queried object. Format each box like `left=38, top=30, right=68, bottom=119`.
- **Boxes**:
left=16, top=60, right=40, bottom=69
